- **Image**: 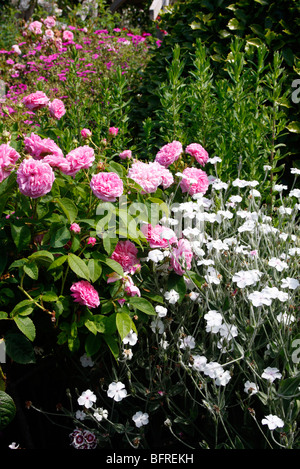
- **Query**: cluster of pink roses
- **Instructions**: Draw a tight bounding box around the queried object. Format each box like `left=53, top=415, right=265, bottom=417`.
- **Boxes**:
left=127, top=161, right=174, bottom=194
left=22, top=91, right=66, bottom=120
left=0, top=144, right=21, bottom=183
left=154, top=140, right=209, bottom=167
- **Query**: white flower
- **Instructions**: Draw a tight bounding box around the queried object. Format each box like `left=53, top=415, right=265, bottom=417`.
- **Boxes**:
left=281, top=277, right=299, bottom=290
left=232, top=269, right=262, bottom=288
left=289, top=188, right=300, bottom=198
left=238, top=219, right=256, bottom=233
left=122, top=329, right=138, bottom=346
left=191, top=355, right=207, bottom=372
left=261, top=286, right=288, bottom=302
left=204, top=310, right=223, bottom=333
left=278, top=206, right=293, bottom=215
left=205, top=266, right=221, bottom=284
left=8, top=442, right=20, bottom=449
left=159, top=338, right=169, bottom=349
left=268, top=257, right=288, bottom=272
left=250, top=189, right=261, bottom=198
left=75, top=410, right=86, bottom=421
left=291, top=168, right=300, bottom=175
left=261, top=415, right=284, bottom=430
left=211, top=179, right=229, bottom=190
left=147, top=249, right=164, bottom=263
left=164, top=289, right=180, bottom=304
left=93, top=407, right=108, bottom=422
left=203, top=362, right=224, bottom=379
left=155, top=305, right=168, bottom=317
left=244, top=381, right=259, bottom=395
left=122, top=349, right=133, bottom=360
left=273, top=184, right=287, bottom=192
left=80, top=353, right=94, bottom=368
left=261, top=367, right=282, bottom=383
left=208, top=156, right=222, bottom=164
left=215, top=370, right=231, bottom=386
left=132, top=411, right=149, bottom=428
left=219, top=323, right=238, bottom=341
left=276, top=312, right=296, bottom=325
left=229, top=195, right=243, bottom=204
left=77, top=389, right=97, bottom=409
left=248, top=291, right=273, bottom=307
left=179, top=335, right=196, bottom=349
left=263, top=165, right=272, bottom=171
left=189, top=291, right=201, bottom=302
left=150, top=318, right=165, bottom=334
left=107, top=381, right=127, bottom=402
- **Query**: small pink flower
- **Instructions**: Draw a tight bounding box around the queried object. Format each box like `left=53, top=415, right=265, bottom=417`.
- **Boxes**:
left=109, top=127, right=119, bottom=136
left=111, top=240, right=141, bottom=274
left=180, top=167, right=209, bottom=196
left=170, top=238, right=193, bottom=275
left=141, top=224, right=177, bottom=249
left=64, top=146, right=95, bottom=177
left=81, top=128, right=92, bottom=139
left=124, top=276, right=141, bottom=297
left=44, top=29, right=54, bottom=40
left=119, top=150, right=132, bottom=160
left=185, top=143, right=209, bottom=167
left=70, top=223, right=81, bottom=233
left=70, top=280, right=100, bottom=309
left=44, top=16, right=56, bottom=28
left=63, top=30, right=74, bottom=41
left=155, top=141, right=183, bottom=167
left=0, top=143, right=21, bottom=183
left=48, top=99, right=66, bottom=119
left=12, top=44, right=22, bottom=55
left=87, top=237, right=96, bottom=246
left=16, top=158, right=55, bottom=198
left=90, top=172, right=123, bottom=202
left=28, top=21, right=43, bottom=34
left=22, top=91, right=49, bottom=111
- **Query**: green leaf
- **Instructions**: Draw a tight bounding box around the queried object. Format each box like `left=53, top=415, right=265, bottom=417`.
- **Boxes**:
left=85, top=333, right=102, bottom=356
left=128, top=297, right=156, bottom=315
left=85, top=319, right=98, bottom=335
left=0, top=312, right=8, bottom=319
left=277, top=375, right=300, bottom=399
left=88, top=259, right=102, bottom=283
left=55, top=197, right=78, bottom=224
left=10, top=222, right=31, bottom=252
left=23, top=261, right=39, bottom=280
left=116, top=312, right=134, bottom=340
left=68, top=253, right=90, bottom=281
left=227, top=18, right=241, bottom=30
left=0, top=390, right=16, bottom=430
left=286, top=122, right=300, bottom=133
left=28, top=250, right=54, bottom=266
left=50, top=225, right=71, bottom=248
left=11, top=300, right=34, bottom=318
left=246, top=37, right=263, bottom=47
left=102, top=257, right=124, bottom=277
left=4, top=332, right=35, bottom=364
left=108, top=161, right=125, bottom=178
left=103, top=334, right=119, bottom=359
left=13, top=316, right=36, bottom=341
left=167, top=272, right=187, bottom=304
left=48, top=255, right=68, bottom=271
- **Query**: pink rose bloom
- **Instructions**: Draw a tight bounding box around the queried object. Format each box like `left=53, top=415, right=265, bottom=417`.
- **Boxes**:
left=81, top=128, right=92, bottom=139
left=180, top=167, right=209, bottom=196
left=44, top=16, right=56, bottom=28
left=28, top=21, right=43, bottom=34
left=16, top=158, right=55, bottom=198
left=185, top=143, right=209, bottom=166
left=44, top=29, right=54, bottom=40
left=42, top=154, right=69, bottom=173
left=48, top=99, right=66, bottom=119
left=64, top=146, right=95, bottom=177
left=111, top=240, right=141, bottom=274
left=70, top=223, right=81, bottom=233
left=109, top=127, right=119, bottom=136
left=24, top=133, right=64, bottom=160
left=90, top=172, right=123, bottom=202
left=155, top=141, right=183, bottom=167
left=22, top=91, right=49, bottom=111
left=0, top=144, right=21, bottom=182
left=119, top=150, right=132, bottom=160
left=70, top=280, right=100, bottom=309
left=63, top=30, right=74, bottom=41
left=141, top=224, right=177, bottom=249
left=87, top=237, right=96, bottom=246
left=124, top=276, right=141, bottom=297
left=127, top=161, right=173, bottom=194
left=170, top=238, right=193, bottom=275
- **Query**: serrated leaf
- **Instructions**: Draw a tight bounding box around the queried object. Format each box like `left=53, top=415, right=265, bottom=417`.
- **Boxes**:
left=28, top=250, right=54, bottom=266
left=13, top=316, right=36, bottom=341
left=4, top=332, right=35, bottom=364
left=48, top=255, right=68, bottom=271
left=10, top=222, right=31, bottom=252
left=23, top=261, right=39, bottom=280
left=56, top=197, right=78, bottom=224
left=88, top=259, right=102, bottom=283
left=116, top=312, right=134, bottom=340
left=128, top=297, right=156, bottom=315
left=68, top=253, right=90, bottom=281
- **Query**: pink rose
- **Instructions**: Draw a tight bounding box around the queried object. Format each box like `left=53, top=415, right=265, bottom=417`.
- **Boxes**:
left=109, top=127, right=119, bottom=136
left=90, top=172, right=123, bottom=202
left=70, top=280, right=100, bottom=309
left=124, top=276, right=141, bottom=297
left=111, top=240, right=140, bottom=275
left=28, top=21, right=43, bottom=34
left=185, top=143, right=209, bottom=166
left=81, top=128, right=92, bottom=139
left=24, top=133, right=64, bottom=160
left=127, top=161, right=173, bottom=194
left=180, top=167, right=209, bottom=196
left=87, top=237, right=96, bottom=246
left=16, top=158, right=55, bottom=198
left=155, top=141, right=183, bottom=167
left=63, top=30, right=74, bottom=41
left=44, top=16, right=56, bottom=28
left=170, top=238, right=193, bottom=275
left=48, top=99, right=66, bottom=119
left=119, top=150, right=132, bottom=160
left=22, top=91, right=49, bottom=111
left=64, top=146, right=95, bottom=177
left=141, top=224, right=177, bottom=249
left=44, top=29, right=54, bottom=40
left=70, top=223, right=81, bottom=233
left=0, top=144, right=21, bottom=182
left=42, top=154, right=69, bottom=173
